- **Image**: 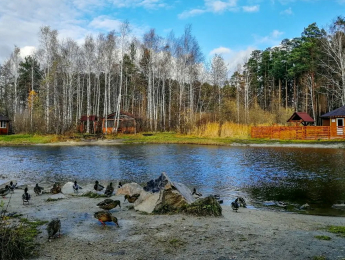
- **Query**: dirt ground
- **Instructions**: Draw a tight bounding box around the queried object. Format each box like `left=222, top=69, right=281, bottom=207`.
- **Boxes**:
left=2, top=184, right=345, bottom=260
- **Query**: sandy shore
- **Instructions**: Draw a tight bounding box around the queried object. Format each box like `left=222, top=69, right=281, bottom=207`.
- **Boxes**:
left=2, top=184, right=345, bottom=260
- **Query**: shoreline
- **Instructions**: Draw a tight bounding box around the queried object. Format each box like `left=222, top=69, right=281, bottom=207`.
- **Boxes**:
left=2, top=185, right=345, bottom=260
left=36, top=139, right=345, bottom=149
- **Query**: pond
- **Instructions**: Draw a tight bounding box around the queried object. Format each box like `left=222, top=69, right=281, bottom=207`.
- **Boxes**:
left=0, top=144, right=345, bottom=216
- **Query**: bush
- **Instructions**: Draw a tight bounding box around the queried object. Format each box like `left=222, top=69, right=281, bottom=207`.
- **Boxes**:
left=0, top=201, right=47, bottom=260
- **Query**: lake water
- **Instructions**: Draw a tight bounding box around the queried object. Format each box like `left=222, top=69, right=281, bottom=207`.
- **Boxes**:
left=1, top=144, right=345, bottom=215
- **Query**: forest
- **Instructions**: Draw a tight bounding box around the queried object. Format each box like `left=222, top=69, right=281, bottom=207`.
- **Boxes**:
left=1, top=16, right=345, bottom=135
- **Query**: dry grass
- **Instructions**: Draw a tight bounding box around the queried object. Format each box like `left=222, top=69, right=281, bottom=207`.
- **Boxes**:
left=191, top=122, right=251, bottom=139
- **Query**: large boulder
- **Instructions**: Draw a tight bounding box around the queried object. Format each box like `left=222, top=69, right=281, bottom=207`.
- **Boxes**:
left=134, top=172, right=195, bottom=214
left=116, top=182, right=144, bottom=196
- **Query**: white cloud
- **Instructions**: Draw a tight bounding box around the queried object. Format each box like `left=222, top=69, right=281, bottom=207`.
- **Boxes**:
left=20, top=46, right=36, bottom=59
left=210, top=46, right=232, bottom=56
left=242, top=5, right=259, bottom=12
left=110, top=0, right=166, bottom=9
left=280, top=7, right=293, bottom=15
left=178, top=9, right=206, bottom=19
left=254, top=30, right=284, bottom=45
left=209, top=46, right=255, bottom=76
left=179, top=0, right=262, bottom=19
left=0, top=0, right=153, bottom=63
left=89, top=16, right=123, bottom=31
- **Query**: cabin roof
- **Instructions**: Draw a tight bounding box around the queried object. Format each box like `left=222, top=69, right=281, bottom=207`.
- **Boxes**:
left=80, top=115, right=99, bottom=122
left=287, top=112, right=314, bottom=123
left=321, top=105, right=345, bottom=118
left=0, top=115, right=10, bottom=121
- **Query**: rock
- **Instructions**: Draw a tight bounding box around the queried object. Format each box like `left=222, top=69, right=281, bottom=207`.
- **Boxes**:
left=48, top=193, right=65, bottom=200
left=134, top=172, right=195, bottom=214
left=332, top=203, right=345, bottom=209
left=300, top=203, right=310, bottom=210
left=61, top=182, right=74, bottom=195
left=182, top=196, right=222, bottom=216
left=116, top=183, right=144, bottom=196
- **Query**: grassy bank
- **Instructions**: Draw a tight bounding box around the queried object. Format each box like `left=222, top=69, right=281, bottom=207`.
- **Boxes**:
left=1, top=132, right=345, bottom=146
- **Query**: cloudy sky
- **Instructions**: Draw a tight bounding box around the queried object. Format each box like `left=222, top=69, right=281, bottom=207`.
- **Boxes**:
left=0, top=0, right=344, bottom=73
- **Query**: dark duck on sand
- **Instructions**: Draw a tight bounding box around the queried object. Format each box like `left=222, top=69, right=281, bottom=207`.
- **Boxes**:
left=94, top=211, right=119, bottom=227
left=34, top=184, right=44, bottom=195
left=73, top=181, right=82, bottom=193
left=97, top=199, right=121, bottom=211
left=231, top=199, right=239, bottom=212
left=47, top=218, right=61, bottom=240
left=124, top=194, right=140, bottom=203
left=94, top=181, right=104, bottom=192
left=104, top=182, right=114, bottom=197
left=22, top=187, right=31, bottom=205
left=9, top=181, right=17, bottom=193
left=50, top=183, right=62, bottom=194
left=0, top=185, right=10, bottom=198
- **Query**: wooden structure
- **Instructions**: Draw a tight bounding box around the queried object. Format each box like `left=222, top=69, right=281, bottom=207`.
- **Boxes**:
left=251, top=126, right=331, bottom=140
left=287, top=112, right=314, bottom=126
left=320, top=105, right=345, bottom=137
left=251, top=109, right=345, bottom=140
left=0, top=115, right=11, bottom=135
left=78, top=115, right=101, bottom=134
left=102, top=111, right=137, bottom=134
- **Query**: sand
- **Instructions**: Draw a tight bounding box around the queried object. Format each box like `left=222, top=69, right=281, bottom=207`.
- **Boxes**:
left=2, top=184, right=345, bottom=260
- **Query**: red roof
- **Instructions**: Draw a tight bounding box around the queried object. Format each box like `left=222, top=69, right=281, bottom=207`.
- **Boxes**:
left=287, top=112, right=314, bottom=123
left=80, top=115, right=99, bottom=122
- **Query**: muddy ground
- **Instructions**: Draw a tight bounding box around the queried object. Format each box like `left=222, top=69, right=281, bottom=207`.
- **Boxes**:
left=2, top=183, right=345, bottom=260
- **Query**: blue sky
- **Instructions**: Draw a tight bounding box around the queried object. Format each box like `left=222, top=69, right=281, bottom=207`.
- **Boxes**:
left=0, top=0, right=345, bottom=73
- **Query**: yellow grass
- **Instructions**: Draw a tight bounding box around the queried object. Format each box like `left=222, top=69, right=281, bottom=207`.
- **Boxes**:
left=191, top=122, right=251, bottom=139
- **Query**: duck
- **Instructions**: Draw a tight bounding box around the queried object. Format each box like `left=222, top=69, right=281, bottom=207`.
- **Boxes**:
left=73, top=181, right=82, bottom=193
left=192, top=188, right=202, bottom=198
left=94, top=211, right=119, bottom=227
left=97, top=199, right=121, bottom=211
left=94, top=181, right=104, bottom=192
left=9, top=181, right=17, bottom=193
left=34, top=183, right=44, bottom=195
left=231, top=199, right=239, bottom=212
left=22, top=187, right=31, bottom=205
left=118, top=182, right=123, bottom=188
left=104, top=182, right=114, bottom=197
left=124, top=194, right=140, bottom=203
left=236, top=197, right=247, bottom=208
left=50, top=183, right=61, bottom=194
left=47, top=218, right=61, bottom=240
left=0, top=185, right=10, bottom=198
left=213, top=194, right=221, bottom=200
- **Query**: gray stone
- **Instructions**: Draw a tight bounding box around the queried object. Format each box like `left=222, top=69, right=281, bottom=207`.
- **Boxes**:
left=134, top=172, right=195, bottom=213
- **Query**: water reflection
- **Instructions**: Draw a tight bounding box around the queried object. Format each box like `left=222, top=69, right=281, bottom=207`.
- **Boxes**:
left=0, top=144, right=344, bottom=215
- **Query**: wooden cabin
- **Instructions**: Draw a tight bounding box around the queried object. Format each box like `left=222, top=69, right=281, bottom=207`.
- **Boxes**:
left=78, top=115, right=101, bottom=134
left=287, top=112, right=315, bottom=126
left=102, top=111, right=137, bottom=134
left=320, top=105, right=345, bottom=138
left=0, top=115, right=11, bottom=135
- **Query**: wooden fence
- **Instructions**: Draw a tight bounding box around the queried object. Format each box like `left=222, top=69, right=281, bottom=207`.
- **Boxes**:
left=251, top=126, right=345, bottom=140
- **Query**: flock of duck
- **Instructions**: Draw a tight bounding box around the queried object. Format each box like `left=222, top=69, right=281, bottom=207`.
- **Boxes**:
left=0, top=180, right=141, bottom=241
left=1, top=181, right=247, bottom=241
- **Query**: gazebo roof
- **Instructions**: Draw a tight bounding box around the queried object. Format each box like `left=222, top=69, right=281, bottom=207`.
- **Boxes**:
left=320, top=105, right=345, bottom=118
left=287, top=112, right=314, bottom=123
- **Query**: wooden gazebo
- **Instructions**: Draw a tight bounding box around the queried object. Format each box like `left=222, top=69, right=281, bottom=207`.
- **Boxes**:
left=287, top=112, right=314, bottom=126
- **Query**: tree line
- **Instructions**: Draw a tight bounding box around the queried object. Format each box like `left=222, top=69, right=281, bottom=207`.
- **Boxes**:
left=0, top=17, right=345, bottom=134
